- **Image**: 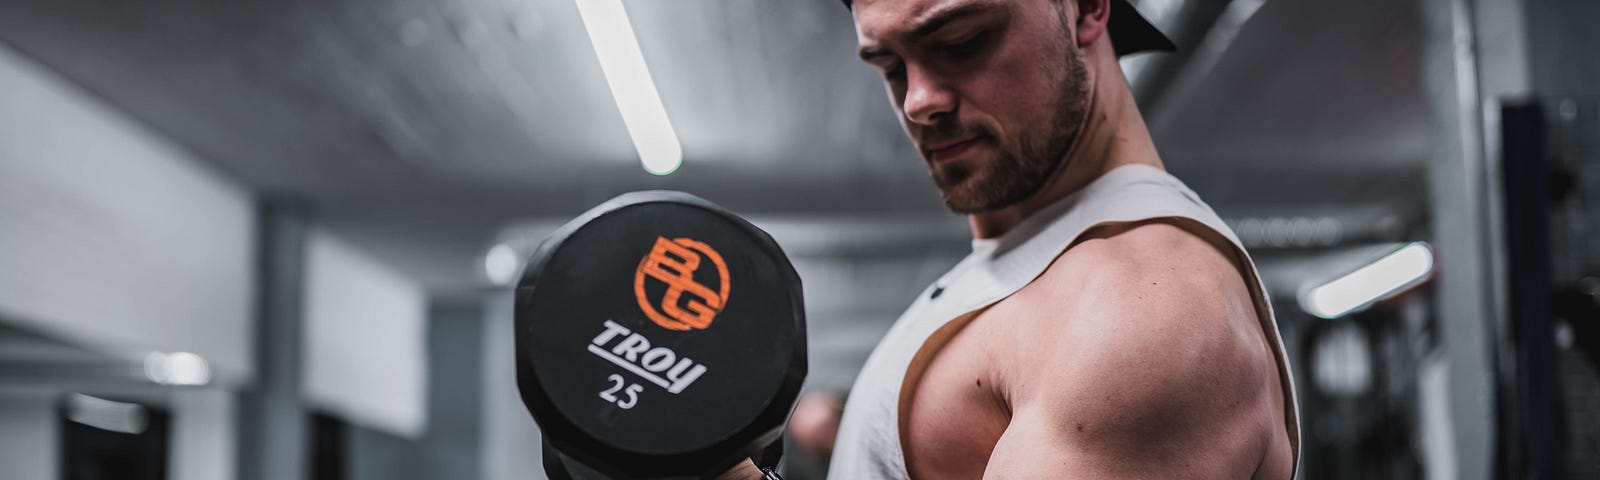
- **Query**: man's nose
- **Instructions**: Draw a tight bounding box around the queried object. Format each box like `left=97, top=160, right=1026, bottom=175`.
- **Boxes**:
left=902, top=67, right=956, bottom=126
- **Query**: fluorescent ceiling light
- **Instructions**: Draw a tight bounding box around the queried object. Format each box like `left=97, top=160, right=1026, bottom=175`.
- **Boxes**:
left=1301, top=242, right=1435, bottom=319
left=575, top=0, right=683, bottom=176
left=66, top=393, right=149, bottom=435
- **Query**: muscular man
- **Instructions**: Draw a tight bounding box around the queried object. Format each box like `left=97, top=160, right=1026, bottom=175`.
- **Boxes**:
left=726, top=0, right=1299, bottom=478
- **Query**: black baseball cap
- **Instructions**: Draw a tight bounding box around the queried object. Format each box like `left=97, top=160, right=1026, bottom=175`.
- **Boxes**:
left=840, top=0, right=1176, bottom=57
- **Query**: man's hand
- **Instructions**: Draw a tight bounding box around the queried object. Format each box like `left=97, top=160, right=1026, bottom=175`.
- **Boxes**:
left=712, top=458, right=764, bottom=480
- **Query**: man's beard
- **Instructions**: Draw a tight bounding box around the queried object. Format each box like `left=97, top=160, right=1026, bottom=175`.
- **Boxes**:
left=926, top=45, right=1091, bottom=214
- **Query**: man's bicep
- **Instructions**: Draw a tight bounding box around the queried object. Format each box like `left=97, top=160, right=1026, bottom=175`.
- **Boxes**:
left=982, top=408, right=1142, bottom=479
left=982, top=400, right=1259, bottom=480
left=980, top=317, right=1274, bottom=479
left=980, top=222, right=1283, bottom=478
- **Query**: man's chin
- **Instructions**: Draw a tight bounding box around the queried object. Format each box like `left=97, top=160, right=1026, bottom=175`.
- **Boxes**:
left=936, top=182, right=1001, bottom=214
left=929, top=160, right=1028, bottom=213
left=934, top=169, right=1049, bottom=214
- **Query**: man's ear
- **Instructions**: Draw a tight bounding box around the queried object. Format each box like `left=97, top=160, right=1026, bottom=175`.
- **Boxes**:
left=1075, top=0, right=1111, bottom=49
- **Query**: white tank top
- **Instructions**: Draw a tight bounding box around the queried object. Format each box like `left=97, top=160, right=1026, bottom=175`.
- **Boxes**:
left=826, top=164, right=1300, bottom=479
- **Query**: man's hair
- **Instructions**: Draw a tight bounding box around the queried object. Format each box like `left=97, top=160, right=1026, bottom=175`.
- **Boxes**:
left=839, top=0, right=1176, bottom=57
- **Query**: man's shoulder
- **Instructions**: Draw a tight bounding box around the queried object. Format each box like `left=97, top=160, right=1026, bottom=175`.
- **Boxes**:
left=994, top=219, right=1270, bottom=420
left=970, top=222, right=1286, bottom=478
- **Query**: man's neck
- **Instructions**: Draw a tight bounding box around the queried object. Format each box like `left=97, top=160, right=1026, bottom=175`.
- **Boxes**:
left=968, top=54, right=1165, bottom=239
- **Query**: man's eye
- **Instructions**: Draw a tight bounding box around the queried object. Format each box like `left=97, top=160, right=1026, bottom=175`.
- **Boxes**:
left=944, top=32, right=987, bottom=57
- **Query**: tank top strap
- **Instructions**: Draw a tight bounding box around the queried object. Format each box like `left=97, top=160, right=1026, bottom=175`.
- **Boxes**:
left=927, top=164, right=1229, bottom=316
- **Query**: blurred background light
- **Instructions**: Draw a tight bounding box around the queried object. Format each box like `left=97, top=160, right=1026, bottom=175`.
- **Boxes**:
left=575, top=0, right=682, bottom=176
left=65, top=393, right=150, bottom=435
left=484, top=243, right=522, bottom=286
left=1301, top=242, right=1435, bottom=319
left=1310, top=322, right=1374, bottom=396
left=143, top=351, right=211, bottom=386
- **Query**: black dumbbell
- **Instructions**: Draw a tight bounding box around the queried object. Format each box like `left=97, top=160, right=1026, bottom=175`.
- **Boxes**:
left=514, top=191, right=807, bottom=479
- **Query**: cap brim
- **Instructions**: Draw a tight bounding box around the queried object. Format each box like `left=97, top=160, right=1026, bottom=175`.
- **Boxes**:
left=1110, top=0, right=1177, bottom=57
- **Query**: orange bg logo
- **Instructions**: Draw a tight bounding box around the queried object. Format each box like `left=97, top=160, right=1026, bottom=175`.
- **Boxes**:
left=634, top=237, right=730, bottom=331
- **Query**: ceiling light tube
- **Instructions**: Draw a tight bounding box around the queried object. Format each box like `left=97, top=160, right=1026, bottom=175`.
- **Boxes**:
left=1301, top=242, right=1435, bottom=319
left=66, top=393, right=150, bottom=435
left=575, top=0, right=683, bottom=175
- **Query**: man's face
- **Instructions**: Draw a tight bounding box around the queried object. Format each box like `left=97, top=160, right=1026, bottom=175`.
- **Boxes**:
left=854, top=0, right=1091, bottom=213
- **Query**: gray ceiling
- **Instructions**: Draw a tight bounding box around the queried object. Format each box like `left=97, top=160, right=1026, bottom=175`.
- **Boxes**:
left=0, top=0, right=1429, bottom=294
